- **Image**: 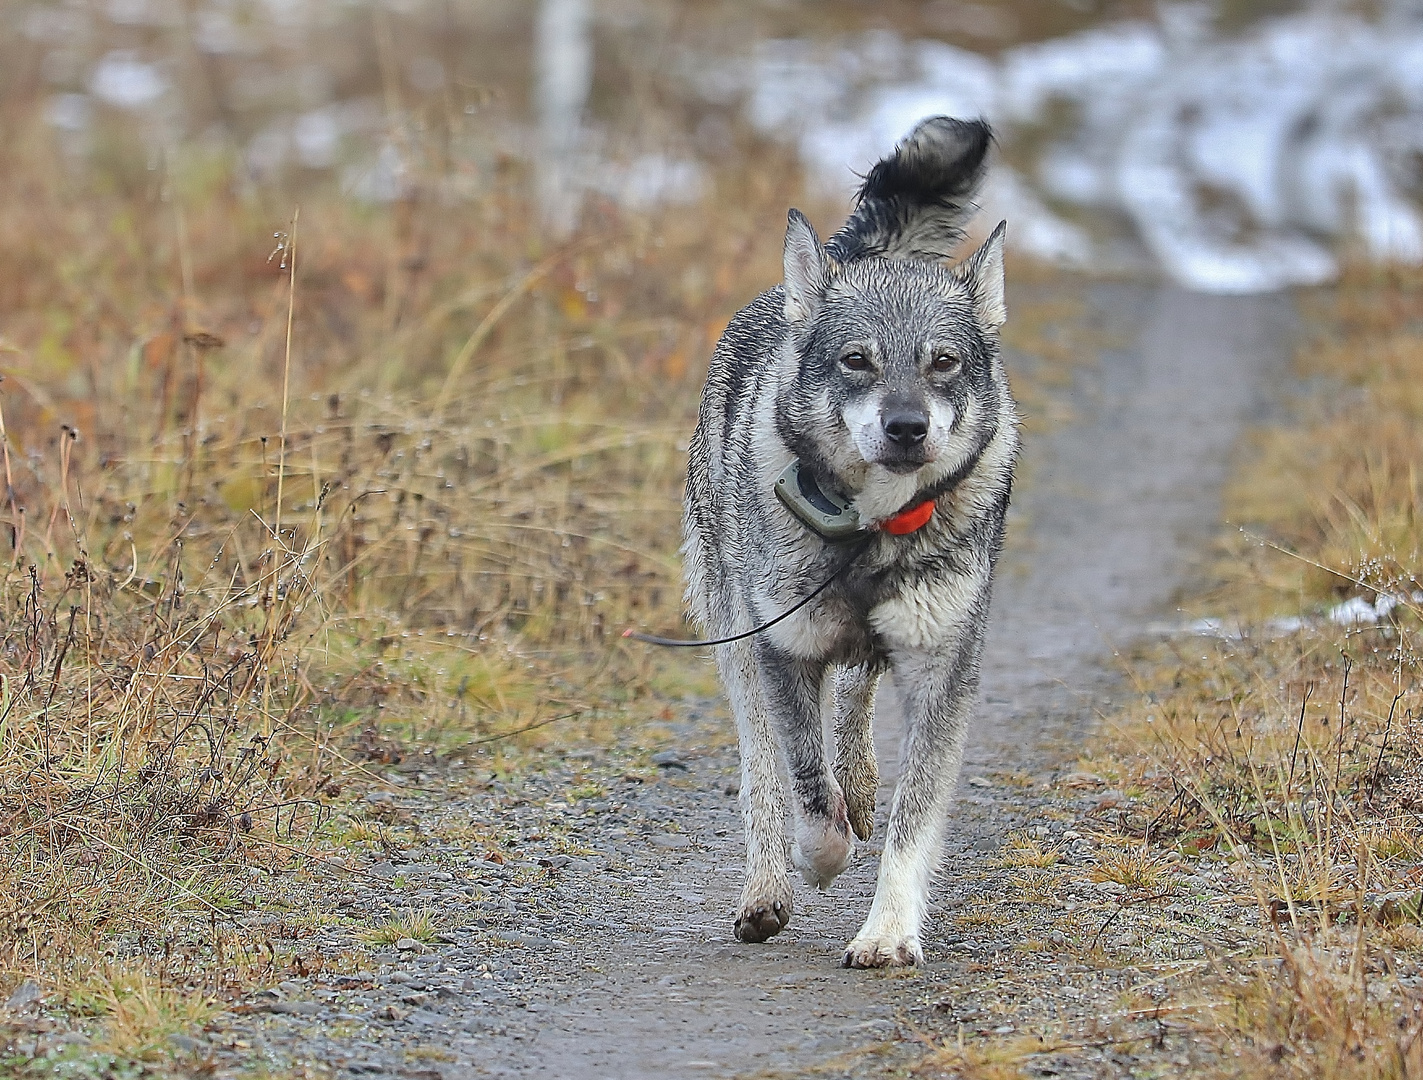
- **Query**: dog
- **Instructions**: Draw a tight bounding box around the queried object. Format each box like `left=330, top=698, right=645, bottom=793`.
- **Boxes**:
left=682, top=116, right=1018, bottom=968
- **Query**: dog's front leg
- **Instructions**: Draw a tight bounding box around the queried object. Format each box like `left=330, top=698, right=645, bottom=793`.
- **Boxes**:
left=843, top=648, right=975, bottom=968
left=716, top=638, right=795, bottom=943
left=831, top=664, right=882, bottom=842
left=755, top=641, right=853, bottom=892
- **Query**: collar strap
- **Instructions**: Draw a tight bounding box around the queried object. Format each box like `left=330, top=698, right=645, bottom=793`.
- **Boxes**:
left=879, top=498, right=935, bottom=535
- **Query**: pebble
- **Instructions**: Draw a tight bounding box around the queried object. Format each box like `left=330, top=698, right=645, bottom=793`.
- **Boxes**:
left=268, top=1001, right=322, bottom=1016
left=4, top=980, right=40, bottom=1012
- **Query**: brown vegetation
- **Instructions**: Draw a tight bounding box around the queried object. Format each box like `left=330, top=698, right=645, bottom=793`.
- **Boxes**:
left=0, top=66, right=819, bottom=1063
left=1099, top=267, right=1423, bottom=1078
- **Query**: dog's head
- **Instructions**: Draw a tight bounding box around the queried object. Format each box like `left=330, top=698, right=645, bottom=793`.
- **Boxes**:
left=776, top=210, right=1009, bottom=516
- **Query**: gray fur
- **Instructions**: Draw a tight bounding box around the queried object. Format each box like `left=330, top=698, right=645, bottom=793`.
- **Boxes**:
left=681, top=116, right=1019, bottom=968
left=826, top=116, right=992, bottom=264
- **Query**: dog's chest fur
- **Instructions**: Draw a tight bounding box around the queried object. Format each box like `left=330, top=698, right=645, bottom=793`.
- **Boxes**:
left=685, top=284, right=1017, bottom=665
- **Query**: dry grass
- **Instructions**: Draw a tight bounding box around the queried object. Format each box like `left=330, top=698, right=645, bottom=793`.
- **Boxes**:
left=1088, top=845, right=1172, bottom=892
left=996, top=831, right=1062, bottom=870
left=359, top=908, right=437, bottom=947
left=0, top=53, right=826, bottom=1068
left=1095, top=265, right=1423, bottom=1077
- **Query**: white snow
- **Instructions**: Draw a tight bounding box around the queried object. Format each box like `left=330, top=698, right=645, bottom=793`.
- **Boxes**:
left=736, top=5, right=1423, bottom=293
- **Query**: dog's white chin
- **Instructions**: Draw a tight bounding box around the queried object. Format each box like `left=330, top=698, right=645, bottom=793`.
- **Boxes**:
left=879, top=459, right=927, bottom=476
left=850, top=465, right=931, bottom=523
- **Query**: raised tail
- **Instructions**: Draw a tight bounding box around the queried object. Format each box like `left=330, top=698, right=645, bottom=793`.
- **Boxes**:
left=825, top=116, right=992, bottom=264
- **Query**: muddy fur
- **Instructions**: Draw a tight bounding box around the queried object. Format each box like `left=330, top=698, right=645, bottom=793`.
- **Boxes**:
left=682, top=116, right=1020, bottom=967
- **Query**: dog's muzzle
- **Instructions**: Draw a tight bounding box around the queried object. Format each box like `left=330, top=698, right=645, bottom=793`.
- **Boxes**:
left=879, top=407, right=930, bottom=473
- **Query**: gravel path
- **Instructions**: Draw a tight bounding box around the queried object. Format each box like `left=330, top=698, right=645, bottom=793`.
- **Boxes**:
left=206, top=284, right=1293, bottom=1079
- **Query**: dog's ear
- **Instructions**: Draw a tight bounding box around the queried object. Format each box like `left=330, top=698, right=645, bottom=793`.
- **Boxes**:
left=783, top=209, right=828, bottom=324
left=957, top=220, right=1007, bottom=329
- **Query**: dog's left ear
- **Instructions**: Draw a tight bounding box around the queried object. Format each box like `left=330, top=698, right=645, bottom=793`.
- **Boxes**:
left=957, top=220, right=1007, bottom=329
left=783, top=209, right=829, bottom=325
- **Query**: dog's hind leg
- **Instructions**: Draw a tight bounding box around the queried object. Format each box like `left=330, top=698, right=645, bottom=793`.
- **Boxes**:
left=755, top=642, right=854, bottom=891
left=831, top=665, right=881, bottom=842
left=717, top=638, right=795, bottom=943
left=843, top=648, right=975, bottom=969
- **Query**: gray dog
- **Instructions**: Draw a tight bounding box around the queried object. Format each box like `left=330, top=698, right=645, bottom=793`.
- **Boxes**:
left=682, top=116, right=1018, bottom=968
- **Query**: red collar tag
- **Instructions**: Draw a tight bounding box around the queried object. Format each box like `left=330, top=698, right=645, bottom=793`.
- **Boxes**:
left=880, top=498, right=935, bottom=535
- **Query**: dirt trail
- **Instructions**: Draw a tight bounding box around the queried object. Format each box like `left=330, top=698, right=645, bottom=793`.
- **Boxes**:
left=210, top=284, right=1292, bottom=1079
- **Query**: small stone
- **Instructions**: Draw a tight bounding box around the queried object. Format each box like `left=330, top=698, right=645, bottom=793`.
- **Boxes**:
left=395, top=937, right=426, bottom=952
left=650, top=834, right=691, bottom=850
left=5, top=979, right=41, bottom=1012
left=967, top=776, right=992, bottom=788
left=268, top=1001, right=322, bottom=1016
left=651, top=751, right=689, bottom=770
left=379, top=1004, right=408, bottom=1021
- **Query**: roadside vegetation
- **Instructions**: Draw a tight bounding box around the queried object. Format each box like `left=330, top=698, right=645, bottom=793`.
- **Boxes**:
left=944, top=267, right=1423, bottom=1080
left=0, top=78, right=796, bottom=1068
left=1140, top=266, right=1423, bottom=1077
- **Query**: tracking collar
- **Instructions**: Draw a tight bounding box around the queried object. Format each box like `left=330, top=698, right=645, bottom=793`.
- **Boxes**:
left=774, top=460, right=935, bottom=541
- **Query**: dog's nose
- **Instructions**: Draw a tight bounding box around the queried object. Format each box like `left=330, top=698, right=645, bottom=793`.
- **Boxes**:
left=883, top=410, right=929, bottom=447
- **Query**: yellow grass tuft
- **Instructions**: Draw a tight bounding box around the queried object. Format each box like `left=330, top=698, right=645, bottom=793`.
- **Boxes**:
left=996, top=830, right=1063, bottom=869
left=1089, top=845, right=1172, bottom=892
left=360, top=908, right=438, bottom=946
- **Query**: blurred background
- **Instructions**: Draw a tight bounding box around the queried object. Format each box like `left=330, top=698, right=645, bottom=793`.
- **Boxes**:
left=6, top=0, right=1422, bottom=293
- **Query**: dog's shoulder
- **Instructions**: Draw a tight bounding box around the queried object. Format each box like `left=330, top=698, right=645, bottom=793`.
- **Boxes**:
left=699, top=287, right=790, bottom=436
left=710, top=287, right=787, bottom=371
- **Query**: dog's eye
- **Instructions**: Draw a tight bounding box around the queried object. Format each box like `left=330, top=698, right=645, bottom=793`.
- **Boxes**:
left=932, top=353, right=962, bottom=375
left=840, top=352, right=870, bottom=371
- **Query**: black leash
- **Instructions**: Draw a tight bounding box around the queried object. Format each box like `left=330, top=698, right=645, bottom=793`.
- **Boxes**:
left=623, top=534, right=874, bottom=648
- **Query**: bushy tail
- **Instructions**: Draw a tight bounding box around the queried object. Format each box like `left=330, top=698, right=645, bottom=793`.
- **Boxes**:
left=825, top=116, right=992, bottom=264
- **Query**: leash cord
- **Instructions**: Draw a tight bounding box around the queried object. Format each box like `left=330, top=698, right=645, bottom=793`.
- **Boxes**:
left=623, top=535, right=874, bottom=648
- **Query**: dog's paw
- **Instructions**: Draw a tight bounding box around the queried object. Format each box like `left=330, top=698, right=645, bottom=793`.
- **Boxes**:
left=834, top=757, right=878, bottom=842
left=791, top=813, right=853, bottom=889
left=734, top=882, right=794, bottom=943
left=841, top=934, right=923, bottom=969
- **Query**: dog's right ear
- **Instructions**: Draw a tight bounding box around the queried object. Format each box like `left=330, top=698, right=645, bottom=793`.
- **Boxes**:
left=783, top=209, right=828, bottom=325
